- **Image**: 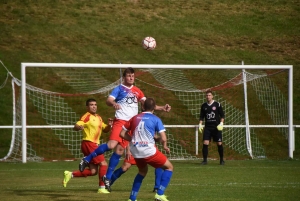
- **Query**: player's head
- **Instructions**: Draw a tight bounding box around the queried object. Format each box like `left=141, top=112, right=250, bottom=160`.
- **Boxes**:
left=122, top=67, right=135, bottom=87
left=123, top=67, right=134, bottom=77
left=86, top=98, right=97, bottom=114
left=205, top=90, right=214, bottom=102
left=86, top=98, right=97, bottom=106
left=143, top=97, right=156, bottom=112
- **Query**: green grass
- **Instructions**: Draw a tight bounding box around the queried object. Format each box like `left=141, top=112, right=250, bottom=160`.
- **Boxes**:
left=0, top=160, right=299, bottom=201
left=0, top=2, right=300, bottom=200
left=0, top=1, right=300, bottom=158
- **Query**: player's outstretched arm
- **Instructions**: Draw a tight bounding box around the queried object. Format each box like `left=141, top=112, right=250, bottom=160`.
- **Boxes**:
left=140, top=99, right=170, bottom=112
left=154, top=104, right=171, bottom=112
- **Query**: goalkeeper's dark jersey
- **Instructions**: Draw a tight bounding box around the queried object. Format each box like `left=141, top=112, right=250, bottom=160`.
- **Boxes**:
left=199, top=100, right=225, bottom=128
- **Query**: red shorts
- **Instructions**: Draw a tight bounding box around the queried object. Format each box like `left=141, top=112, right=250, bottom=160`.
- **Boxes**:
left=124, top=155, right=136, bottom=165
left=81, top=140, right=105, bottom=165
left=110, top=119, right=129, bottom=148
left=134, top=148, right=167, bottom=169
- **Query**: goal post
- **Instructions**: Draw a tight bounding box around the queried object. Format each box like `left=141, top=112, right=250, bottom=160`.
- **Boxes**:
left=14, top=63, right=293, bottom=163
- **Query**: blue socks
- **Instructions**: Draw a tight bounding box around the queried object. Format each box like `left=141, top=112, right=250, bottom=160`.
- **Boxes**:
left=129, top=174, right=144, bottom=201
left=110, top=167, right=125, bottom=186
left=106, top=152, right=121, bottom=179
left=157, top=170, right=173, bottom=195
left=84, top=143, right=110, bottom=162
left=154, top=168, right=164, bottom=189
left=127, top=169, right=172, bottom=200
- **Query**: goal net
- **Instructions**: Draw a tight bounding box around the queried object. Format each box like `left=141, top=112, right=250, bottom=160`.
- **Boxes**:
left=0, top=64, right=292, bottom=162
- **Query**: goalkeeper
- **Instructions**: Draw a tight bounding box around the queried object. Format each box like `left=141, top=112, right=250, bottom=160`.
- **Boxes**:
left=198, top=90, right=225, bottom=165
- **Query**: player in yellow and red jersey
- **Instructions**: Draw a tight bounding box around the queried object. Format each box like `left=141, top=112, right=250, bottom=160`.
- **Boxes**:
left=62, top=98, right=113, bottom=194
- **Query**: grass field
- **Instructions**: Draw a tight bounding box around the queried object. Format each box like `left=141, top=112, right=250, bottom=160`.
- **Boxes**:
left=0, top=160, right=299, bottom=201
left=0, top=0, right=300, bottom=159
left=0, top=1, right=300, bottom=200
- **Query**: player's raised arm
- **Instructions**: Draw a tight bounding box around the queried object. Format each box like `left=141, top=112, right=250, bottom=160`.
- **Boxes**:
left=155, top=104, right=171, bottom=112
left=141, top=99, right=171, bottom=112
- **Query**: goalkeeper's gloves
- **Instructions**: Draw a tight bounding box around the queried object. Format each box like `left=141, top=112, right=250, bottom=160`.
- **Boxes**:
left=217, top=122, right=224, bottom=131
left=198, top=124, right=204, bottom=133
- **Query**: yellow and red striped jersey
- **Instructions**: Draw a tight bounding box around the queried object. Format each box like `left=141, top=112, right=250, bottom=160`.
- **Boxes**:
left=76, top=112, right=109, bottom=144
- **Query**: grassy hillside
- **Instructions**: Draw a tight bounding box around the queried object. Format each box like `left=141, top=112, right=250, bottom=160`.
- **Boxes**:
left=0, top=0, right=299, bottom=159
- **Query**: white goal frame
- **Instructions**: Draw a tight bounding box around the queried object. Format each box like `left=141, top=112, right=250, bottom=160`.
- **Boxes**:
left=19, top=63, right=293, bottom=163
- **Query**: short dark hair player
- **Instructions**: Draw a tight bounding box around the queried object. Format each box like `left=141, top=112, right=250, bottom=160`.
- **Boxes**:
left=198, top=90, right=225, bottom=165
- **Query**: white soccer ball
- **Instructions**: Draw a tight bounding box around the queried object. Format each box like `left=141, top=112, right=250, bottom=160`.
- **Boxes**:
left=142, top=36, right=156, bottom=50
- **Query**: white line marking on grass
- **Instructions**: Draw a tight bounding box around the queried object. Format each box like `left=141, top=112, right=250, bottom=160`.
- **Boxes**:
left=158, top=182, right=300, bottom=188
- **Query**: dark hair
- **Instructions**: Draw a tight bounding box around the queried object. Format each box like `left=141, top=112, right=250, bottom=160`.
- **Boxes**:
left=144, top=97, right=156, bottom=111
left=123, top=67, right=135, bottom=77
left=86, top=98, right=97, bottom=106
left=206, top=90, right=213, bottom=95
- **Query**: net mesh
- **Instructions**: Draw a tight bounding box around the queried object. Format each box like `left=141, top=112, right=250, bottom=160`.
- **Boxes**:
left=1, top=67, right=289, bottom=162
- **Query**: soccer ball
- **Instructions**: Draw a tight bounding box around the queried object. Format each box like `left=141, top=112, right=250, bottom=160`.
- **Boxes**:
left=142, top=36, right=156, bottom=50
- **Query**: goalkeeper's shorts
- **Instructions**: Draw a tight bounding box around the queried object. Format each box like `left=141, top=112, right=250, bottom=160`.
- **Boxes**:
left=203, top=127, right=222, bottom=142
